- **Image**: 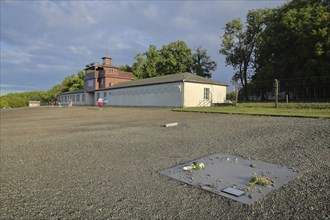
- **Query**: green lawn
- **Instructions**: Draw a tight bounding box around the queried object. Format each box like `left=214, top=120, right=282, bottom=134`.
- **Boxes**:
left=172, top=102, right=330, bottom=118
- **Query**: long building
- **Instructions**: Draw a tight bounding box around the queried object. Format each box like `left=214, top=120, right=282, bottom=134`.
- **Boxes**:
left=58, top=56, right=227, bottom=107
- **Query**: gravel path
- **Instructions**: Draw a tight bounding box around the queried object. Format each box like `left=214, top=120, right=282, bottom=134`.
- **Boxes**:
left=1, top=107, right=329, bottom=219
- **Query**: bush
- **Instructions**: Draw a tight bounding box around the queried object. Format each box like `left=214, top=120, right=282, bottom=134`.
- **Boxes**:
left=226, top=92, right=236, bottom=101
left=0, top=98, right=10, bottom=108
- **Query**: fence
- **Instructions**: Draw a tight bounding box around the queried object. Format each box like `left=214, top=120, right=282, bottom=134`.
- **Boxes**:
left=234, top=76, right=330, bottom=105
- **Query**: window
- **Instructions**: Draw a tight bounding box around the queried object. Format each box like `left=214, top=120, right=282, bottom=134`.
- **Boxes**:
left=76, top=94, right=80, bottom=102
left=96, top=93, right=100, bottom=101
left=204, top=88, right=210, bottom=100
left=87, top=79, right=94, bottom=87
left=103, top=92, right=107, bottom=98
left=82, top=94, right=85, bottom=102
left=72, top=95, right=75, bottom=102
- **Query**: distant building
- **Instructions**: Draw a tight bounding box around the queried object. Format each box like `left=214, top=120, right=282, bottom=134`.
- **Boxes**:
left=58, top=56, right=134, bottom=105
left=29, top=101, right=40, bottom=107
left=96, top=72, right=227, bottom=107
left=84, top=56, right=133, bottom=92
left=58, top=56, right=227, bottom=107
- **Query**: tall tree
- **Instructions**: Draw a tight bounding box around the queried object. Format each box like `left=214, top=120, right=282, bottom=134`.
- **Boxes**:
left=220, top=9, right=269, bottom=99
left=132, top=45, right=161, bottom=79
left=191, top=47, right=217, bottom=78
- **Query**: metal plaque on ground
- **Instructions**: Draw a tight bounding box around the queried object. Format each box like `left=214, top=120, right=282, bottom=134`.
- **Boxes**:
left=159, top=153, right=299, bottom=205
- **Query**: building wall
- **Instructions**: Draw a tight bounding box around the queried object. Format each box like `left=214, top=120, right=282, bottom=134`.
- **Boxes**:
left=85, top=69, right=133, bottom=91
left=58, top=81, right=226, bottom=108
left=183, top=82, right=227, bottom=107
left=29, top=101, right=40, bottom=107
left=58, top=92, right=94, bottom=106
left=104, top=75, right=134, bottom=88
left=95, top=82, right=183, bottom=107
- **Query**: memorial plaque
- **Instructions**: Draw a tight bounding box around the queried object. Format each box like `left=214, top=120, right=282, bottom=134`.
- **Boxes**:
left=159, top=153, right=299, bottom=205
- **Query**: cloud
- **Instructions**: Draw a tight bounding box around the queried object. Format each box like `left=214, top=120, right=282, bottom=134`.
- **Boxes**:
left=0, top=0, right=287, bottom=92
left=0, top=42, right=33, bottom=64
left=69, top=46, right=92, bottom=56
left=172, top=16, right=194, bottom=30
left=0, top=84, right=40, bottom=96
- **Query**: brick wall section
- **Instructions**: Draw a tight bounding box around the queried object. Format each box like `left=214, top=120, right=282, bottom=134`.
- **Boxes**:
left=84, top=57, right=134, bottom=91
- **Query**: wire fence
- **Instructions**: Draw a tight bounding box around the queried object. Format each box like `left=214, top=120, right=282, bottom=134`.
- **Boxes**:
left=235, top=76, right=330, bottom=104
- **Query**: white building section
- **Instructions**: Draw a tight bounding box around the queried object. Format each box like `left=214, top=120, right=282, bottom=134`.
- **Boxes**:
left=58, top=73, right=227, bottom=107
left=102, top=82, right=183, bottom=107
left=95, top=73, right=227, bottom=108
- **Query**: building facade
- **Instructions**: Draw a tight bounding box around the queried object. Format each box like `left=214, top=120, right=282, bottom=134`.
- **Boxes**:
left=58, top=57, right=227, bottom=108
left=95, top=73, right=227, bottom=108
left=58, top=56, right=134, bottom=105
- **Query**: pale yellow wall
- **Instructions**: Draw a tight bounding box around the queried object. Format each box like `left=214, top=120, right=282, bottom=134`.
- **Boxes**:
left=183, top=82, right=227, bottom=107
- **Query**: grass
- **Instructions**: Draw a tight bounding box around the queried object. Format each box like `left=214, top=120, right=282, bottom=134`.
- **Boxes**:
left=172, top=102, right=330, bottom=118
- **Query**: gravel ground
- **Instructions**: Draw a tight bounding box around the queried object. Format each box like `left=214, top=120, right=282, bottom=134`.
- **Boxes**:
left=1, top=107, right=329, bottom=219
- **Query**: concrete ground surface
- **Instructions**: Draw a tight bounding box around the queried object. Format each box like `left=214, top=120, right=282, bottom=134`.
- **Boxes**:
left=0, top=106, right=329, bottom=219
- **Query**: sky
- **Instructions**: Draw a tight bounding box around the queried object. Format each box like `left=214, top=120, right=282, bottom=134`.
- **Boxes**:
left=0, top=0, right=287, bottom=95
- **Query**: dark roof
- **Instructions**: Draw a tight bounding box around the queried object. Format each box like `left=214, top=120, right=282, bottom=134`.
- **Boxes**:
left=60, top=89, right=85, bottom=95
left=98, top=72, right=227, bottom=91
left=84, top=64, right=119, bottom=71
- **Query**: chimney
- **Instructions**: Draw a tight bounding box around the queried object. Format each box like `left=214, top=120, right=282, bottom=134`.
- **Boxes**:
left=102, top=56, right=112, bottom=65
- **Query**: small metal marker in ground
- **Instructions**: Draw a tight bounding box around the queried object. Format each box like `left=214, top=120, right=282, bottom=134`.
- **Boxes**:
left=163, top=122, right=179, bottom=127
left=159, top=153, right=299, bottom=205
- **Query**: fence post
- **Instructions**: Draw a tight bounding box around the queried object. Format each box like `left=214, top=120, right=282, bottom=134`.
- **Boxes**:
left=286, top=94, right=288, bottom=104
left=235, top=83, right=238, bottom=106
left=275, top=79, right=279, bottom=108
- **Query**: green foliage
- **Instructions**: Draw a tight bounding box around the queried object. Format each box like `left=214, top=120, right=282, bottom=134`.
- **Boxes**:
left=119, top=64, right=133, bottom=72
left=191, top=47, right=217, bottom=78
left=220, top=9, right=270, bottom=99
left=0, top=91, right=49, bottom=108
left=0, top=98, right=10, bottom=108
left=157, top=41, right=193, bottom=76
left=0, top=70, right=85, bottom=108
left=173, top=102, right=330, bottom=118
left=255, top=0, right=330, bottom=80
left=47, top=84, right=62, bottom=101
left=226, top=92, right=236, bottom=101
left=60, top=70, right=85, bottom=93
left=132, top=45, right=161, bottom=79
left=220, top=0, right=329, bottom=99
left=132, top=41, right=216, bottom=79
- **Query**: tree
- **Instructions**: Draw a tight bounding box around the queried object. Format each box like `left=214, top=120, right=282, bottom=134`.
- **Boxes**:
left=132, top=41, right=195, bottom=79
left=132, top=41, right=218, bottom=79
left=255, top=0, right=330, bottom=80
left=191, top=47, right=217, bottom=78
left=60, top=70, right=85, bottom=93
left=132, top=45, right=161, bottom=79
left=119, top=64, right=133, bottom=72
left=0, top=99, right=10, bottom=108
left=220, top=9, right=271, bottom=99
left=132, top=53, right=145, bottom=79
left=47, top=84, right=62, bottom=101
left=157, top=41, right=193, bottom=75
